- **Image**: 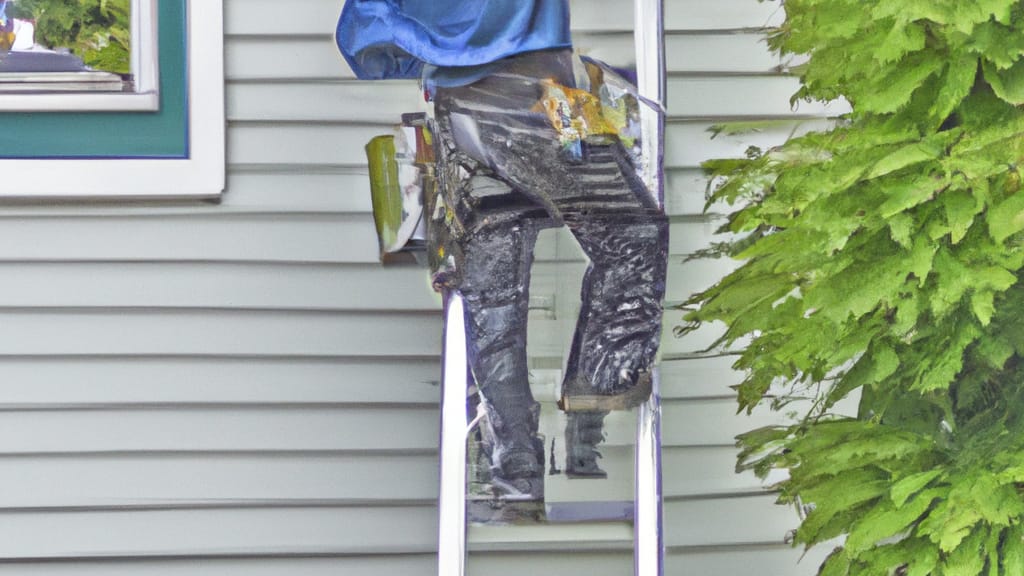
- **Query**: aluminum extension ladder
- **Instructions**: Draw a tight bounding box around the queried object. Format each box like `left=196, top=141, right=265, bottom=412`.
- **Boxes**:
left=438, top=1, right=667, bottom=574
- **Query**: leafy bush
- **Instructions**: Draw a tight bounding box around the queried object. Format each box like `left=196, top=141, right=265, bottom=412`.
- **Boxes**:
left=10, top=0, right=130, bottom=75
left=685, top=0, right=1024, bottom=573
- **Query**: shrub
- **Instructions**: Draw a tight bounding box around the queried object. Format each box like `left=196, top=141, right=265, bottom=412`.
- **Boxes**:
left=685, top=1, right=1024, bottom=573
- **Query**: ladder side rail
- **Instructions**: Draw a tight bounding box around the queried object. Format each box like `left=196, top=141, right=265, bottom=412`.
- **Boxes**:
left=438, top=291, right=470, bottom=576
left=634, top=0, right=666, bottom=574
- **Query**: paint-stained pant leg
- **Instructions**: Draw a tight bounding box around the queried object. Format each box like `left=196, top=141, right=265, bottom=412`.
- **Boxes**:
left=435, top=55, right=668, bottom=405
left=432, top=48, right=668, bottom=484
left=560, top=210, right=669, bottom=400
left=456, top=211, right=545, bottom=481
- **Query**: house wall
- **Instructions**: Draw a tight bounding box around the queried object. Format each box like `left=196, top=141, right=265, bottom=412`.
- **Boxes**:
left=0, top=1, right=841, bottom=573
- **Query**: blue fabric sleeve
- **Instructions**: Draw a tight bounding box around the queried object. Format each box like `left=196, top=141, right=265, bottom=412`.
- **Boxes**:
left=336, top=0, right=572, bottom=80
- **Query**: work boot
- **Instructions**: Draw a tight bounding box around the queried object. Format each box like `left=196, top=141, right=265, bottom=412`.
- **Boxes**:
left=490, top=442, right=545, bottom=500
left=559, top=371, right=652, bottom=412
left=565, top=411, right=608, bottom=478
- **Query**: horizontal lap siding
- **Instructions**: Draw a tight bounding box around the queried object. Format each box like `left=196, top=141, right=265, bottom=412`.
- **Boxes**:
left=660, top=0, right=836, bottom=573
left=2, top=0, right=449, bottom=568
left=223, top=0, right=784, bottom=36
left=0, top=549, right=833, bottom=576
left=0, top=0, right=829, bottom=574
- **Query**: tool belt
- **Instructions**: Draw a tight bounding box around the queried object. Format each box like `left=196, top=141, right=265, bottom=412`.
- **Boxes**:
left=364, top=56, right=650, bottom=285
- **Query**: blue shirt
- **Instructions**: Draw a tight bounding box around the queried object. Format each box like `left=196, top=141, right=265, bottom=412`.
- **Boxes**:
left=336, top=0, right=572, bottom=82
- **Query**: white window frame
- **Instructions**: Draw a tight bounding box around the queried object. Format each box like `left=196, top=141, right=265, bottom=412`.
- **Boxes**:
left=0, top=0, right=225, bottom=199
left=0, top=0, right=161, bottom=112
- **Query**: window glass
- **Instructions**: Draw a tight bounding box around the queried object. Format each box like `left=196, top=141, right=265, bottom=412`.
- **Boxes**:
left=0, top=0, right=158, bottom=110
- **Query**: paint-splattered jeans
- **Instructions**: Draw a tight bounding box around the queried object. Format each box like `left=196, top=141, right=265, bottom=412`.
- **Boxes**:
left=431, top=49, right=668, bottom=481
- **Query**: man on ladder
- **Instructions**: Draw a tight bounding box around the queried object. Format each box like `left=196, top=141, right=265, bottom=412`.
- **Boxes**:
left=337, top=0, right=668, bottom=502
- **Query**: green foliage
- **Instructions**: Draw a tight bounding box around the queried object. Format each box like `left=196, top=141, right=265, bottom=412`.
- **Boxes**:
left=687, top=0, right=1024, bottom=573
left=10, top=0, right=130, bottom=75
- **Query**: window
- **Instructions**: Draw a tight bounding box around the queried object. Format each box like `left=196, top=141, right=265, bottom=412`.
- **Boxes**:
left=0, top=0, right=225, bottom=198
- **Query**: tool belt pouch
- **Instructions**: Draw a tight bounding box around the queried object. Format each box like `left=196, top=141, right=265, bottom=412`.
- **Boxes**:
left=364, top=113, right=436, bottom=264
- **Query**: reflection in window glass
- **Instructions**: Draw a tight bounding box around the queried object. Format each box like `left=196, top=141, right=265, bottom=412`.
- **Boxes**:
left=0, top=0, right=132, bottom=92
